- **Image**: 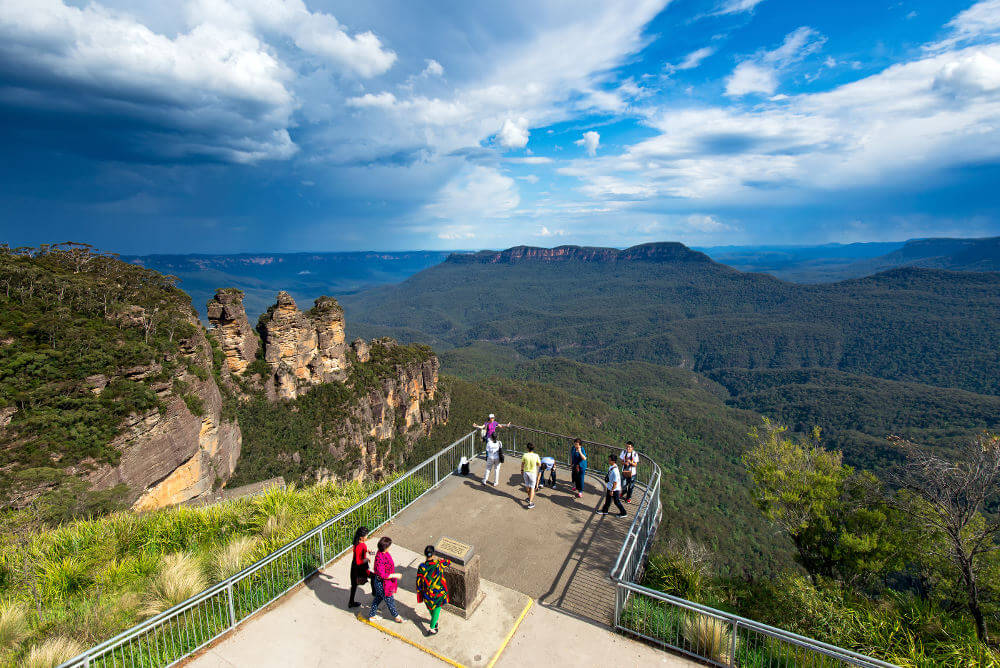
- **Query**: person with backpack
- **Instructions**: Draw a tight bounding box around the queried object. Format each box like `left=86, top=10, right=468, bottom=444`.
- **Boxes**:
left=482, top=434, right=503, bottom=486
left=415, top=545, right=452, bottom=636
left=348, top=526, right=370, bottom=609
left=570, top=439, right=588, bottom=499
left=619, top=441, right=640, bottom=503
left=368, top=536, right=404, bottom=623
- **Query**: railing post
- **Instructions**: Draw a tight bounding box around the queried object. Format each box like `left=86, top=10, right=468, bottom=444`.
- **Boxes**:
left=434, top=455, right=439, bottom=484
left=319, top=529, right=325, bottom=564
left=226, top=581, right=237, bottom=628
left=729, top=620, right=739, bottom=667
left=387, top=489, right=392, bottom=519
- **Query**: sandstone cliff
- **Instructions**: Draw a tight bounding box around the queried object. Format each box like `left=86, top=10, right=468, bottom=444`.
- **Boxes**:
left=86, top=315, right=242, bottom=510
left=259, top=291, right=349, bottom=399
left=206, top=289, right=259, bottom=376
left=446, top=242, right=713, bottom=265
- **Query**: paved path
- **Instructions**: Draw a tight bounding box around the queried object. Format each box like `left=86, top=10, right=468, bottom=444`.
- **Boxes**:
left=387, top=456, right=631, bottom=625
left=186, top=459, right=692, bottom=667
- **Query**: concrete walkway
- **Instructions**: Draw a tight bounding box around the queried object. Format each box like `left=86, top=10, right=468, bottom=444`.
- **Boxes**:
left=186, top=458, right=693, bottom=667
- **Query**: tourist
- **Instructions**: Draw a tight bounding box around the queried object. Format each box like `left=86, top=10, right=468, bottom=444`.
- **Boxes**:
left=368, top=536, right=404, bottom=622
left=348, top=526, right=370, bottom=609
left=473, top=413, right=510, bottom=444
left=599, top=454, right=627, bottom=517
left=415, top=545, right=452, bottom=636
left=620, top=441, right=640, bottom=503
left=571, top=439, right=587, bottom=498
left=482, top=434, right=502, bottom=486
left=521, top=442, right=541, bottom=509
left=538, top=455, right=557, bottom=488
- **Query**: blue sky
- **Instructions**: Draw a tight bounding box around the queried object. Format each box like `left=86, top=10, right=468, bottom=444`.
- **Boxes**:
left=1, top=0, right=999, bottom=253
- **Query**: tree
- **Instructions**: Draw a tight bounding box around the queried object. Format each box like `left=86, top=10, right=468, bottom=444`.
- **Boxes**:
left=744, top=419, right=909, bottom=583
left=888, top=432, right=1000, bottom=643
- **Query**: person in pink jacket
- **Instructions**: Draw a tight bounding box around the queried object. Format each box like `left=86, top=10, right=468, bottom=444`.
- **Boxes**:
left=368, top=536, right=403, bottom=622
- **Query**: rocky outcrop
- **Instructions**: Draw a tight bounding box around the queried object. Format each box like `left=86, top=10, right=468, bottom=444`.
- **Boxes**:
left=206, top=289, right=259, bottom=376
left=259, top=292, right=349, bottom=399
left=446, top=242, right=713, bottom=265
left=318, top=350, right=448, bottom=482
left=86, top=318, right=242, bottom=510
left=351, top=337, right=371, bottom=363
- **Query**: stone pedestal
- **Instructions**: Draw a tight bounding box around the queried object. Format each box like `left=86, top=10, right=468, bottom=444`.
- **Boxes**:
left=442, top=554, right=485, bottom=619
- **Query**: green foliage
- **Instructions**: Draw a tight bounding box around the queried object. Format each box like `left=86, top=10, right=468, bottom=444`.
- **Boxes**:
left=0, top=243, right=213, bottom=510
left=0, top=478, right=382, bottom=664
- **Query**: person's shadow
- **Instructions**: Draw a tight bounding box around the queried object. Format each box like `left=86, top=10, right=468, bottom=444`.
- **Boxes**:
left=460, top=476, right=524, bottom=505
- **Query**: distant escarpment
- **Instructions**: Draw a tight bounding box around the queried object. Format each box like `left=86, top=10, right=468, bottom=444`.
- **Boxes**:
left=0, top=244, right=241, bottom=517
left=206, top=288, right=449, bottom=488
left=446, top=242, right=713, bottom=265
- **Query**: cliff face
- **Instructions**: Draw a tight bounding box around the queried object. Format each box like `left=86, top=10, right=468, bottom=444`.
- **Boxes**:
left=86, top=316, right=242, bottom=510
left=330, top=347, right=448, bottom=482
left=206, top=289, right=259, bottom=376
left=259, top=292, right=349, bottom=399
left=446, top=242, right=713, bottom=265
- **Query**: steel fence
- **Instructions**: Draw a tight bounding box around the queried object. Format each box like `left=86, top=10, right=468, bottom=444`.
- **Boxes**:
left=58, top=431, right=479, bottom=668
left=61, top=424, right=896, bottom=668
left=503, top=425, right=896, bottom=668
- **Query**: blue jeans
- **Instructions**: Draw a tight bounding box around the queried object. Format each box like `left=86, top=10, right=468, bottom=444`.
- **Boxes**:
left=369, top=576, right=399, bottom=618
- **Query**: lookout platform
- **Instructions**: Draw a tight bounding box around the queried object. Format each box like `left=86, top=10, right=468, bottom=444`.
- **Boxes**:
left=186, top=456, right=691, bottom=668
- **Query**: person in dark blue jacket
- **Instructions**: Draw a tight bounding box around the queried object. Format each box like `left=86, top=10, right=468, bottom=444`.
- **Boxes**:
left=570, top=438, right=588, bottom=499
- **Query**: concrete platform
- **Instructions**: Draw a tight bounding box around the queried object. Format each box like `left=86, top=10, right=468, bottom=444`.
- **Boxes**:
left=385, top=455, right=631, bottom=625
left=186, top=457, right=693, bottom=667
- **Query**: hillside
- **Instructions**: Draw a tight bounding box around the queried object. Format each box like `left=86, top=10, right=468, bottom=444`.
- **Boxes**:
left=832, top=236, right=1000, bottom=278
left=341, top=243, right=1000, bottom=395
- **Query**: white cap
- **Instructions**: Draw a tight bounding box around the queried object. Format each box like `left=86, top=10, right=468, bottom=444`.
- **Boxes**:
left=488, top=413, right=495, bottom=419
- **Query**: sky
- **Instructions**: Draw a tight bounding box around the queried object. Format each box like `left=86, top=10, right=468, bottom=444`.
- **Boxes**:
left=1, top=0, right=1000, bottom=253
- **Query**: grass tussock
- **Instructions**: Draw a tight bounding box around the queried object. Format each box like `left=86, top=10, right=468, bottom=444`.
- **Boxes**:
left=145, top=553, right=207, bottom=615
left=0, top=477, right=389, bottom=665
left=24, top=637, right=85, bottom=668
left=0, top=600, right=29, bottom=649
left=682, top=614, right=732, bottom=664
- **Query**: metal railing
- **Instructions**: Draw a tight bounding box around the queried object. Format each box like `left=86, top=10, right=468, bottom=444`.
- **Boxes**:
left=502, top=425, right=896, bottom=668
left=59, top=431, right=479, bottom=668
left=62, top=424, right=897, bottom=668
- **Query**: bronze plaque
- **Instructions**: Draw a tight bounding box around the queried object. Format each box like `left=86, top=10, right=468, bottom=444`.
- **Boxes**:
left=435, top=536, right=474, bottom=565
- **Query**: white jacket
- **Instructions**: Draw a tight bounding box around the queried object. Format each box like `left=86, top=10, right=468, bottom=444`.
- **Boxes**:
left=486, top=439, right=502, bottom=457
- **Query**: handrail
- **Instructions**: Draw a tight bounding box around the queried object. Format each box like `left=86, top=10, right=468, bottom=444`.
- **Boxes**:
left=58, top=430, right=479, bottom=668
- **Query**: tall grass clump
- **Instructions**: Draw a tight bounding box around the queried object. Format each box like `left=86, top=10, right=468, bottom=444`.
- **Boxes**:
left=682, top=613, right=733, bottom=664
left=24, top=637, right=85, bottom=668
left=144, top=552, right=208, bottom=615
left=210, top=536, right=258, bottom=581
left=0, top=600, right=29, bottom=649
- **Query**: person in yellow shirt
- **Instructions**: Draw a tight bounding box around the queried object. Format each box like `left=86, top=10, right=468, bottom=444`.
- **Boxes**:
left=521, top=442, right=541, bottom=509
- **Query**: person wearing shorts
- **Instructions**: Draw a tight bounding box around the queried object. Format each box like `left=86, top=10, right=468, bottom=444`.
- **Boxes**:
left=538, top=456, right=556, bottom=488
left=521, top=443, right=541, bottom=509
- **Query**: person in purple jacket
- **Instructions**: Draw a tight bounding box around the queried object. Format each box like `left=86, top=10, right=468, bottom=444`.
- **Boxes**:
left=473, top=413, right=510, bottom=444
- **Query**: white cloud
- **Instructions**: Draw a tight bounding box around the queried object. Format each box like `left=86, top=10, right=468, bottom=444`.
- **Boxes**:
left=934, top=51, right=1000, bottom=96
left=575, top=131, right=600, bottom=156
left=518, top=175, right=540, bottom=183
left=497, top=117, right=531, bottom=148
left=346, top=92, right=398, bottom=108
left=678, top=47, right=716, bottom=71
left=933, top=0, right=1000, bottom=51
left=682, top=214, right=730, bottom=232
left=713, top=0, right=767, bottom=16
left=725, top=27, right=826, bottom=97
left=0, top=0, right=400, bottom=163
left=725, top=63, right=778, bottom=96
left=422, top=59, right=445, bottom=77
left=535, top=226, right=567, bottom=237
left=506, top=156, right=552, bottom=164
left=423, top=165, right=520, bottom=221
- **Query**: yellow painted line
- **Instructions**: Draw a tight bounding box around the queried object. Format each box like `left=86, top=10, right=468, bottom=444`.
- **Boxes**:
left=485, top=597, right=533, bottom=668
left=357, top=613, right=466, bottom=668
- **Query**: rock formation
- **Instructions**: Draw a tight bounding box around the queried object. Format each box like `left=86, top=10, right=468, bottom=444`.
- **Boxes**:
left=446, top=242, right=713, bottom=265
left=258, top=291, right=349, bottom=399
left=206, top=289, right=259, bottom=376
left=87, top=315, right=242, bottom=510
left=315, top=347, right=448, bottom=483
